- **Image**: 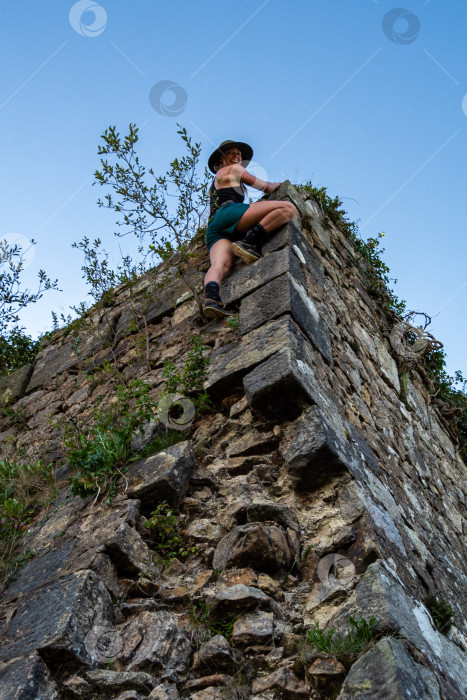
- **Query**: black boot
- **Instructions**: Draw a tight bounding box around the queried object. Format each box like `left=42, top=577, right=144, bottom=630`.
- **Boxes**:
left=231, top=224, right=269, bottom=264
left=203, top=282, right=236, bottom=320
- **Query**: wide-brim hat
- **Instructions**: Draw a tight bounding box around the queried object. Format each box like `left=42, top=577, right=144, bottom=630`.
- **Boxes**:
left=208, top=140, right=253, bottom=173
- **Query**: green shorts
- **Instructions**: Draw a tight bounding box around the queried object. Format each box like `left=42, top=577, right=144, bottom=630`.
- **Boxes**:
left=206, top=202, right=250, bottom=251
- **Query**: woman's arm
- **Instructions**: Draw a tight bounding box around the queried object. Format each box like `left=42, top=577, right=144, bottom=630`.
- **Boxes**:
left=232, top=164, right=280, bottom=194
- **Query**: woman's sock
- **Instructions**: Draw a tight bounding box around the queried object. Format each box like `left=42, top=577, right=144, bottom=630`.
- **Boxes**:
left=243, top=223, right=269, bottom=248
left=205, top=281, right=222, bottom=302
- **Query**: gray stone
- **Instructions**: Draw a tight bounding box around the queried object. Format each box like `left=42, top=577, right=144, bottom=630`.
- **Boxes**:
left=230, top=501, right=300, bottom=532
left=267, top=180, right=322, bottom=225
left=0, top=570, right=113, bottom=665
left=242, top=345, right=323, bottom=420
left=104, top=521, right=153, bottom=575
left=206, top=315, right=313, bottom=397
left=251, top=667, right=309, bottom=698
left=0, top=363, right=34, bottom=404
left=85, top=669, right=156, bottom=694
left=212, top=523, right=297, bottom=573
left=209, top=584, right=281, bottom=619
left=0, top=653, right=60, bottom=700
left=127, top=440, right=195, bottom=512
left=148, top=684, right=180, bottom=700
left=193, top=634, right=240, bottom=674
left=222, top=230, right=324, bottom=307
left=280, top=405, right=350, bottom=488
left=232, top=610, right=274, bottom=647
left=240, top=273, right=332, bottom=363
left=127, top=611, right=191, bottom=675
left=331, top=562, right=467, bottom=699
left=337, top=637, right=440, bottom=699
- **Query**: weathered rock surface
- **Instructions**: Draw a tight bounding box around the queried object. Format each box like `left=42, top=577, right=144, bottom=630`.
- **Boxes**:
left=280, top=404, right=349, bottom=488
left=337, top=637, right=441, bottom=699
left=251, top=667, right=309, bottom=698
left=126, top=611, right=191, bottom=675
left=240, top=272, right=332, bottom=363
left=0, top=570, right=113, bottom=665
left=232, top=610, right=274, bottom=647
left=212, top=522, right=297, bottom=573
left=0, top=363, right=34, bottom=404
left=193, top=634, right=240, bottom=674
left=127, top=440, right=195, bottom=511
left=0, top=652, right=60, bottom=700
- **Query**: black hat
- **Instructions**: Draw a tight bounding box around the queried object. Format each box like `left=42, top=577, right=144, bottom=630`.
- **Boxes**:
left=208, top=140, right=253, bottom=173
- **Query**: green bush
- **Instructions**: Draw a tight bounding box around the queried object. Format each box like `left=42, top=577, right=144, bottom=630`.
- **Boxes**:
left=0, top=328, right=40, bottom=376
left=306, top=616, right=377, bottom=667
left=145, top=501, right=198, bottom=565
left=66, top=379, right=157, bottom=502
left=425, top=594, right=454, bottom=635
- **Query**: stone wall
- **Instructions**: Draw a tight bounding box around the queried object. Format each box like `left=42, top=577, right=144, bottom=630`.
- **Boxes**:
left=0, top=183, right=466, bottom=699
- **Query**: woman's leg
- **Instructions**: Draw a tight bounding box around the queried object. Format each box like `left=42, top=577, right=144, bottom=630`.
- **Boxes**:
left=231, top=201, right=297, bottom=264
left=204, top=238, right=235, bottom=286
left=203, top=239, right=236, bottom=319
left=235, top=200, right=296, bottom=234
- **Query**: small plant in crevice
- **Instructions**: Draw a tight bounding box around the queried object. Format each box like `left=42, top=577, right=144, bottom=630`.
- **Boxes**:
left=64, top=378, right=158, bottom=503
left=305, top=616, right=377, bottom=668
left=161, top=334, right=212, bottom=413
left=425, top=594, right=454, bottom=635
left=145, top=501, right=199, bottom=566
left=187, top=596, right=238, bottom=648
left=0, top=459, right=56, bottom=588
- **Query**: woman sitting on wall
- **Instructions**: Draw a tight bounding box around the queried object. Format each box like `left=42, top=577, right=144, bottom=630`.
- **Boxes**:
left=203, top=140, right=297, bottom=319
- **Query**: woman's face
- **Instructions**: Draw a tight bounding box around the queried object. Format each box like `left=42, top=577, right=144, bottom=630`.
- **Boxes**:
left=222, top=147, right=242, bottom=166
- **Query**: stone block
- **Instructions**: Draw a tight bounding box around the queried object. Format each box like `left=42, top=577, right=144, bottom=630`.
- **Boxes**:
left=262, top=220, right=325, bottom=286
left=212, top=523, right=297, bottom=573
left=26, top=341, right=81, bottom=392
left=84, top=670, right=156, bottom=695
left=193, top=635, right=240, bottom=674
left=232, top=610, right=274, bottom=647
left=267, top=180, right=322, bottom=224
left=0, top=364, right=34, bottom=405
left=0, top=653, right=60, bottom=700
left=127, top=611, right=191, bottom=674
left=209, top=584, right=282, bottom=619
left=127, top=440, right=195, bottom=512
left=242, top=345, right=322, bottom=420
left=206, top=315, right=313, bottom=399
left=230, top=501, right=300, bottom=532
left=222, top=231, right=324, bottom=306
left=239, top=272, right=332, bottom=363
left=0, top=570, right=113, bottom=665
left=337, top=637, right=440, bottom=700
left=251, top=667, right=309, bottom=698
left=279, top=405, right=350, bottom=488
left=104, top=522, right=153, bottom=575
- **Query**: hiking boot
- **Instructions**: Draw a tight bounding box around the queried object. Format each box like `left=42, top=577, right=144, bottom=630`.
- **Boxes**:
left=203, top=298, right=236, bottom=320
left=231, top=240, right=262, bottom=264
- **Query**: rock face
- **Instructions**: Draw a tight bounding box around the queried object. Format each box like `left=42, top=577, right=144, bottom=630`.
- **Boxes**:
left=0, top=182, right=466, bottom=698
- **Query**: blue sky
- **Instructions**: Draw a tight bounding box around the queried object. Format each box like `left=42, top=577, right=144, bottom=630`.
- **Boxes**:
left=1, top=0, right=466, bottom=377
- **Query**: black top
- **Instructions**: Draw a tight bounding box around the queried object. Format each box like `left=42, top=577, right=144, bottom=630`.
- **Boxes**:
left=208, top=180, right=245, bottom=223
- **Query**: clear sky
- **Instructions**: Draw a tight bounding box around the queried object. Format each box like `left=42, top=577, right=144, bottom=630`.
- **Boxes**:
left=1, top=0, right=466, bottom=377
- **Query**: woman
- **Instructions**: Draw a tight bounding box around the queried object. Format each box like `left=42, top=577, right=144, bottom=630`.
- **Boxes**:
left=203, top=139, right=297, bottom=319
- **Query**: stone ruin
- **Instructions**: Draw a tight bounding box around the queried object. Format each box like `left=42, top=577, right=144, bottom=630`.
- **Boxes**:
left=0, top=182, right=466, bottom=698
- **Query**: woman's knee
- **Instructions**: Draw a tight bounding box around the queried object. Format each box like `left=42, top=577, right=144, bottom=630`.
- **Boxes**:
left=283, top=202, right=297, bottom=219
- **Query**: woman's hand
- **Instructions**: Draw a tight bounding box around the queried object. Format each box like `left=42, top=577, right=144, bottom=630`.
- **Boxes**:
left=266, top=182, right=281, bottom=194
